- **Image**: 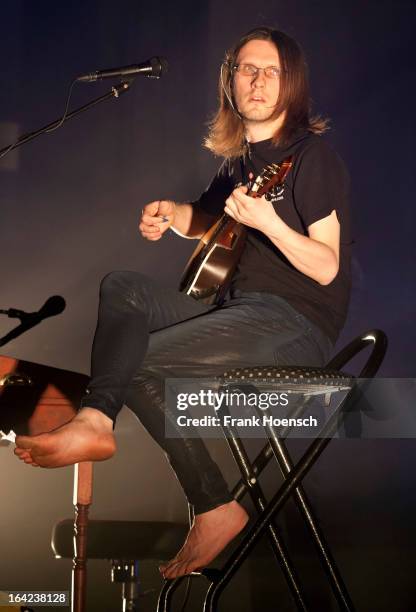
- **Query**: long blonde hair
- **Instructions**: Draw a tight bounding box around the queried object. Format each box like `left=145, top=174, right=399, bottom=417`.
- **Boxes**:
left=205, top=27, right=329, bottom=159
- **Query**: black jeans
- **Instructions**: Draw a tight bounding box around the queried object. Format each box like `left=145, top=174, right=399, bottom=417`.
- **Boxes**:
left=81, top=271, right=333, bottom=514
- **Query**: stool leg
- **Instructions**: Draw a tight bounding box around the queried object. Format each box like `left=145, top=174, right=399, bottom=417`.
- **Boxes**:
left=205, top=390, right=357, bottom=611
left=231, top=442, right=274, bottom=500
left=72, top=462, right=93, bottom=612
left=156, top=577, right=187, bottom=612
left=263, top=421, right=355, bottom=611
left=223, top=427, right=309, bottom=611
left=230, top=396, right=310, bottom=500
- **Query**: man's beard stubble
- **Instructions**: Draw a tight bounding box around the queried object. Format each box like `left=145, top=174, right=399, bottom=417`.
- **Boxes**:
left=238, top=105, right=278, bottom=123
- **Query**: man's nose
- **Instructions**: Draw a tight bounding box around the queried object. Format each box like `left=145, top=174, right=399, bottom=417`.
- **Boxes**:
left=252, top=71, right=266, bottom=86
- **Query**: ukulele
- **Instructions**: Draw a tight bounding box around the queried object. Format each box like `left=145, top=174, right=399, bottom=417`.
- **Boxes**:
left=179, top=157, right=293, bottom=305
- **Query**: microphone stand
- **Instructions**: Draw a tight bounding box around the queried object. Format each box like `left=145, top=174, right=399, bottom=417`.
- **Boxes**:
left=0, top=80, right=132, bottom=156
left=0, top=298, right=66, bottom=346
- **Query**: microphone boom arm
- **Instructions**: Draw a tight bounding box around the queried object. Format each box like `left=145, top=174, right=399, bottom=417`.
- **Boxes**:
left=0, top=80, right=132, bottom=158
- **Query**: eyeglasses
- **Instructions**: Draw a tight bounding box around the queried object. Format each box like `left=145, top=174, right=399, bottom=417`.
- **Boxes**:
left=233, top=63, right=281, bottom=79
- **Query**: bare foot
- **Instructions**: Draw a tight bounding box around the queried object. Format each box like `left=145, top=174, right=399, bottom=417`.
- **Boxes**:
left=14, top=407, right=116, bottom=468
left=159, top=500, right=249, bottom=579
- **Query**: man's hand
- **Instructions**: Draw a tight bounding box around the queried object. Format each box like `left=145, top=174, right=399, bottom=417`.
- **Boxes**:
left=139, top=200, right=176, bottom=241
left=224, top=186, right=277, bottom=233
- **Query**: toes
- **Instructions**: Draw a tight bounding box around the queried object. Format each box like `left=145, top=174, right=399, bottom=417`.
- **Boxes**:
left=159, top=561, right=176, bottom=578
left=14, top=446, right=44, bottom=468
left=165, top=560, right=193, bottom=579
left=160, top=556, right=201, bottom=579
left=14, top=449, right=32, bottom=462
left=14, top=447, right=30, bottom=457
left=15, top=435, right=35, bottom=449
left=23, top=456, right=40, bottom=467
left=24, top=457, right=37, bottom=465
left=162, top=562, right=180, bottom=579
left=160, top=559, right=182, bottom=579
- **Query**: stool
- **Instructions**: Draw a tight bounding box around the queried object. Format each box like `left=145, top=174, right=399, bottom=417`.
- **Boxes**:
left=51, top=517, right=188, bottom=611
left=157, top=329, right=387, bottom=612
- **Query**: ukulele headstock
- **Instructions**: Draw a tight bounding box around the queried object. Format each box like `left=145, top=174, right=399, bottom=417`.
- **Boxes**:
left=249, top=156, right=293, bottom=198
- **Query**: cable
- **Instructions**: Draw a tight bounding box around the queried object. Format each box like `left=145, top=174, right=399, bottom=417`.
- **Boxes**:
left=0, top=138, right=18, bottom=160
left=0, top=78, right=78, bottom=160
left=220, top=62, right=242, bottom=119
left=45, top=78, right=77, bottom=133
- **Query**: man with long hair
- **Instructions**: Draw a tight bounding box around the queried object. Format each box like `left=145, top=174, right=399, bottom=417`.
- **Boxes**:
left=15, top=27, right=351, bottom=578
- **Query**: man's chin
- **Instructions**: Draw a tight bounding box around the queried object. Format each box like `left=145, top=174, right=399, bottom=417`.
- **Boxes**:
left=241, top=111, right=275, bottom=123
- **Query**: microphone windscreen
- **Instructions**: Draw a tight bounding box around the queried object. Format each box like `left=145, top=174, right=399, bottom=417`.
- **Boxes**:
left=38, top=295, right=66, bottom=318
left=151, top=56, right=169, bottom=77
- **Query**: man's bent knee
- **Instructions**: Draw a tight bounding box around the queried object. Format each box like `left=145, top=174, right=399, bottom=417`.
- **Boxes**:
left=99, top=270, right=154, bottom=312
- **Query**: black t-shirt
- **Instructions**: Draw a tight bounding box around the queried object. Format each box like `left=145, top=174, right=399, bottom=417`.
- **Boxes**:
left=195, top=130, right=352, bottom=344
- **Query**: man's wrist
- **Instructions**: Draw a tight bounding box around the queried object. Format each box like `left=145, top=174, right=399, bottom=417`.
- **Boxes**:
left=169, top=201, right=178, bottom=229
left=261, top=214, right=286, bottom=242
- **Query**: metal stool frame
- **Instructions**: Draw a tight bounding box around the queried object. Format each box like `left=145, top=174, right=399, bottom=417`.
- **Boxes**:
left=157, top=329, right=387, bottom=612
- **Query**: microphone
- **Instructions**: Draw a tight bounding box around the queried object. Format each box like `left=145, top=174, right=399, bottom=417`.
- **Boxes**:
left=37, top=295, right=66, bottom=319
left=76, top=56, right=168, bottom=82
left=1, top=296, right=66, bottom=321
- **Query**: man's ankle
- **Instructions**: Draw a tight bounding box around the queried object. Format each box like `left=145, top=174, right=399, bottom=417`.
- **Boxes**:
left=76, top=407, right=114, bottom=430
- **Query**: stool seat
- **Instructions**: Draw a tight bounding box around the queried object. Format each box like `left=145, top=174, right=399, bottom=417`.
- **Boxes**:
left=52, top=519, right=188, bottom=561
left=221, top=365, right=352, bottom=395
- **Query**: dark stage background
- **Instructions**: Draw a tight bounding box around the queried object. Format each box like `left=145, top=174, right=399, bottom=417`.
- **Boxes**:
left=1, top=1, right=415, bottom=610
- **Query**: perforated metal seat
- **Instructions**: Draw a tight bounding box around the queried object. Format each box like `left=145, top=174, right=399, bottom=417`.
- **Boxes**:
left=221, top=365, right=353, bottom=396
